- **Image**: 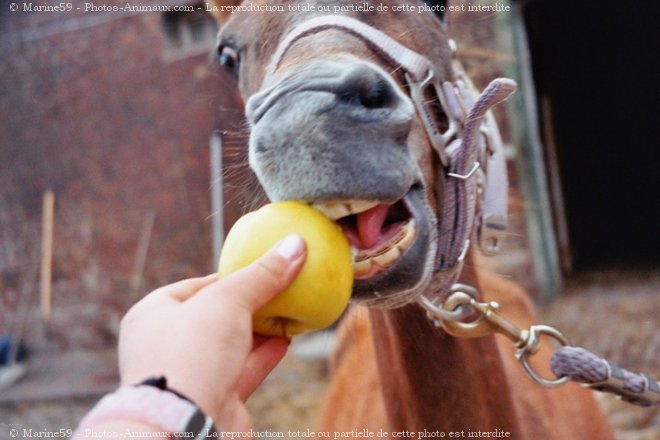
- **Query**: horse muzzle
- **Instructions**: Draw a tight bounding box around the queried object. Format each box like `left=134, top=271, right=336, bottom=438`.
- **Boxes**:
left=245, top=60, right=437, bottom=307
left=245, top=60, right=416, bottom=203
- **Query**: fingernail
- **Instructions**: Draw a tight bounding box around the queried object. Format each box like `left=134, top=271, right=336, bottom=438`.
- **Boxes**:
left=276, top=234, right=304, bottom=261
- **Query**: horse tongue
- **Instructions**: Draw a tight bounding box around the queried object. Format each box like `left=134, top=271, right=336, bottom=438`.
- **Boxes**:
left=356, top=204, right=390, bottom=249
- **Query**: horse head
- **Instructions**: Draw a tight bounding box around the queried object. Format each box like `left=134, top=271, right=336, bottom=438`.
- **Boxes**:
left=211, top=0, right=510, bottom=308
left=207, top=4, right=618, bottom=437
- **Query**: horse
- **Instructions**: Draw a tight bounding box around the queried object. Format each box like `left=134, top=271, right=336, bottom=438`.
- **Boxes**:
left=208, top=1, right=614, bottom=437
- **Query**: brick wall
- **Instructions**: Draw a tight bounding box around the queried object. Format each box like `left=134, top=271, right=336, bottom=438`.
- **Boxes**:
left=0, top=1, right=232, bottom=348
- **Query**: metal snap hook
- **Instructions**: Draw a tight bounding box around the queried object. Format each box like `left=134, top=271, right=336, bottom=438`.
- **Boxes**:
left=432, top=285, right=572, bottom=389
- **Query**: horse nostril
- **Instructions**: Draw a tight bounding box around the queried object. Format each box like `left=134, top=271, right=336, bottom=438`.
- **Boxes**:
left=335, top=65, right=398, bottom=110
left=338, top=78, right=394, bottom=109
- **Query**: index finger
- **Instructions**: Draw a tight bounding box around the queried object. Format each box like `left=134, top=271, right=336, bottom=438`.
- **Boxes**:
left=152, top=274, right=219, bottom=302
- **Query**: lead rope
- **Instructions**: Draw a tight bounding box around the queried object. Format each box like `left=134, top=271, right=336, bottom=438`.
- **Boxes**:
left=422, top=284, right=660, bottom=407
left=551, top=346, right=660, bottom=407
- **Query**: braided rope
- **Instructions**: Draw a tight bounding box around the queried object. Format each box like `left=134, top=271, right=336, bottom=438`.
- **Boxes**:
left=551, top=346, right=610, bottom=383
left=551, top=346, right=660, bottom=406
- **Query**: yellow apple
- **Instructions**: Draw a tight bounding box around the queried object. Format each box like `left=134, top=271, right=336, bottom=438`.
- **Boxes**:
left=218, top=201, right=353, bottom=337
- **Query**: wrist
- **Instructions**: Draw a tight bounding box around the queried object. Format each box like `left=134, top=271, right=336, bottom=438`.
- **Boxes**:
left=75, top=379, right=217, bottom=439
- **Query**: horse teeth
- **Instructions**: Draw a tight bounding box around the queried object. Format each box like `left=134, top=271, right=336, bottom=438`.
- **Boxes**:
left=373, top=245, right=401, bottom=268
left=313, top=201, right=417, bottom=278
left=312, top=202, right=350, bottom=220
left=312, top=199, right=380, bottom=220
left=396, top=219, right=416, bottom=252
left=353, top=258, right=373, bottom=277
left=351, top=220, right=417, bottom=277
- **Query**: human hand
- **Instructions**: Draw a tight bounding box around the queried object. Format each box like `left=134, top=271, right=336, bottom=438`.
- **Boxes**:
left=118, top=234, right=306, bottom=432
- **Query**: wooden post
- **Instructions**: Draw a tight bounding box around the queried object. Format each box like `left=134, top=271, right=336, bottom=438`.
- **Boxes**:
left=40, top=190, right=55, bottom=322
left=131, top=210, right=156, bottom=298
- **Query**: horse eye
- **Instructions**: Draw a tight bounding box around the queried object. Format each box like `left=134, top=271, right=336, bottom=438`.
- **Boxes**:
left=217, top=44, right=240, bottom=76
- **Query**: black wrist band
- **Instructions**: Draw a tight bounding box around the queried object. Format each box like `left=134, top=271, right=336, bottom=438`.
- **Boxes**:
left=138, top=376, right=218, bottom=439
left=139, top=376, right=191, bottom=401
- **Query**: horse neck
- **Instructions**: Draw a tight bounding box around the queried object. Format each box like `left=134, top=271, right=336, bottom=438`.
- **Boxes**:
left=367, top=260, right=521, bottom=432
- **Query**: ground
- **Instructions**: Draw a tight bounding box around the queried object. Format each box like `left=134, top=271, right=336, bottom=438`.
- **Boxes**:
left=0, top=269, right=658, bottom=439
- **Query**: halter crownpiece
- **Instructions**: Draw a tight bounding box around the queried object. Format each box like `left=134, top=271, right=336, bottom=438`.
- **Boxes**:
left=263, top=15, right=517, bottom=304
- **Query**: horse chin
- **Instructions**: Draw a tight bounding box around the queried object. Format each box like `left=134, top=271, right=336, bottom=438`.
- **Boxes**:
left=314, top=185, right=436, bottom=308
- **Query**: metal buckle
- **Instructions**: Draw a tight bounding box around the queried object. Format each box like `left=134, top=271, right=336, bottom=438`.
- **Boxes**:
left=406, top=70, right=449, bottom=166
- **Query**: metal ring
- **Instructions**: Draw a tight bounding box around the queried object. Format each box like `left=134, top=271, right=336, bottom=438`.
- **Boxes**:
left=418, top=294, right=468, bottom=322
left=418, top=282, right=481, bottom=323
left=517, top=325, right=570, bottom=388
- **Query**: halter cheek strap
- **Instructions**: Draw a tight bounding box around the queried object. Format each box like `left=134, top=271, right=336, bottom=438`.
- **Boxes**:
left=434, top=68, right=516, bottom=284
left=263, top=15, right=517, bottom=300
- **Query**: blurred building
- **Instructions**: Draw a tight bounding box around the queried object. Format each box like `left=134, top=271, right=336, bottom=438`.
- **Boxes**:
left=0, top=0, right=238, bottom=348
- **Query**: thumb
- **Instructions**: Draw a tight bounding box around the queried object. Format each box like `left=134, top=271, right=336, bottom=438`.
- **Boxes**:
left=217, top=234, right=307, bottom=313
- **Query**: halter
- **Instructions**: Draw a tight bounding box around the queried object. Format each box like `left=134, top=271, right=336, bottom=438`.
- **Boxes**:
left=262, top=15, right=517, bottom=302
